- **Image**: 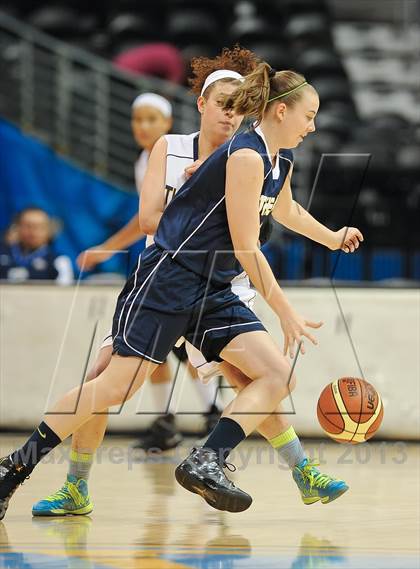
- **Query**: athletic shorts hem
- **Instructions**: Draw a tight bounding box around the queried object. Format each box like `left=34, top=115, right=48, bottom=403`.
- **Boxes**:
left=112, top=343, right=164, bottom=364
left=199, top=321, right=266, bottom=363
left=100, top=334, right=113, bottom=349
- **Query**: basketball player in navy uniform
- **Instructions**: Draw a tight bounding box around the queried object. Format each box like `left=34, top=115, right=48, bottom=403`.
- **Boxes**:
left=0, top=63, right=363, bottom=518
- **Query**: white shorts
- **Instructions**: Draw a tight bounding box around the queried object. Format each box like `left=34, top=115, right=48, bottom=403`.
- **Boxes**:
left=100, top=329, right=113, bottom=350
left=186, top=273, right=256, bottom=383
left=99, top=273, right=256, bottom=382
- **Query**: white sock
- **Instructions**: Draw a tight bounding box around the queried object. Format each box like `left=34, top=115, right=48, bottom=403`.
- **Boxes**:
left=150, top=382, right=174, bottom=414
left=193, top=379, right=220, bottom=412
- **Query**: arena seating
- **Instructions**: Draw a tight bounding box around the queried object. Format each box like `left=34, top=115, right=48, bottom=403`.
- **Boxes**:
left=0, top=0, right=418, bottom=280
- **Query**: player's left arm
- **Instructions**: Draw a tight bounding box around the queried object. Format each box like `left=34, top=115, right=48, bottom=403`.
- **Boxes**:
left=272, top=168, right=364, bottom=253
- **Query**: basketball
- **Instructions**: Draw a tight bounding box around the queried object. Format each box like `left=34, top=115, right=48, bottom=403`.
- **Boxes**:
left=317, top=377, right=384, bottom=444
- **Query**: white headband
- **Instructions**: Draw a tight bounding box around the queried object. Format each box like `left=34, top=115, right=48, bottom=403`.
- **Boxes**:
left=132, top=93, right=172, bottom=118
left=200, top=70, right=244, bottom=96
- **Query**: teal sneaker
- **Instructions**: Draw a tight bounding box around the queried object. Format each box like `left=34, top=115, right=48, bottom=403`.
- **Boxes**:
left=32, top=475, right=93, bottom=516
left=292, top=459, right=349, bottom=505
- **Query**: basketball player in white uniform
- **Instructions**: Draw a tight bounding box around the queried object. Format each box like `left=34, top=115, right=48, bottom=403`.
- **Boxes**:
left=31, top=47, right=261, bottom=516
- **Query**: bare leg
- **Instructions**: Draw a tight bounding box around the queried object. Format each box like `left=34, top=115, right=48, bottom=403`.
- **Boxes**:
left=218, top=331, right=296, bottom=436
left=71, top=345, right=112, bottom=454
left=71, top=351, right=172, bottom=455
left=176, top=333, right=348, bottom=512
left=149, top=360, right=172, bottom=384
left=45, top=355, right=157, bottom=440
left=219, top=361, right=290, bottom=440
left=32, top=351, right=168, bottom=516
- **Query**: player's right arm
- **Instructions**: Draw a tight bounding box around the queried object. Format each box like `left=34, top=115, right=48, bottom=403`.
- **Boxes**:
left=138, top=136, right=168, bottom=235
left=225, top=149, right=322, bottom=358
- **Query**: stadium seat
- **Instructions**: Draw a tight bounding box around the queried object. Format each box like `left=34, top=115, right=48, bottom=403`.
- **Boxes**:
left=229, top=15, right=278, bottom=45
left=246, top=42, right=293, bottom=71
left=167, top=9, right=220, bottom=47
left=369, top=113, right=411, bottom=132
left=306, top=244, right=329, bottom=279
left=284, top=238, right=306, bottom=280
left=107, top=12, right=157, bottom=44
left=280, top=0, right=330, bottom=17
left=283, top=13, right=333, bottom=47
left=167, top=0, right=234, bottom=22
left=106, top=0, right=151, bottom=12
left=0, top=2, right=20, bottom=18
left=412, top=252, right=420, bottom=280
left=310, top=76, right=353, bottom=106
left=295, top=49, right=347, bottom=80
left=344, top=56, right=408, bottom=86
left=180, top=44, right=219, bottom=68
left=86, top=31, right=111, bottom=58
left=316, top=112, right=353, bottom=138
left=371, top=249, right=404, bottom=280
left=311, top=112, right=354, bottom=153
left=320, top=101, right=359, bottom=122
left=329, top=250, right=364, bottom=281
left=27, top=5, right=87, bottom=39
left=397, top=144, right=420, bottom=171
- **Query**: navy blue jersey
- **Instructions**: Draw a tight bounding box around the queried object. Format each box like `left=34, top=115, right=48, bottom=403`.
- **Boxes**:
left=154, top=126, right=293, bottom=284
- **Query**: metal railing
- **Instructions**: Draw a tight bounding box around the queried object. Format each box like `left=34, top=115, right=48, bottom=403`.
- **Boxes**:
left=0, top=12, right=199, bottom=192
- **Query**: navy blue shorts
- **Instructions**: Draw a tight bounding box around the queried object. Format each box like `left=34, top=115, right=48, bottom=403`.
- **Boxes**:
left=112, top=245, right=265, bottom=364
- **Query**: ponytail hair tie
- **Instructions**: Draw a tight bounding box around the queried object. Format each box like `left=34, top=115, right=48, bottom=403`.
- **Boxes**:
left=268, top=67, right=277, bottom=79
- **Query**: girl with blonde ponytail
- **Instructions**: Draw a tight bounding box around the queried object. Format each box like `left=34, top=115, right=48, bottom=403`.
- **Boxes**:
left=172, top=63, right=363, bottom=510
left=222, top=61, right=273, bottom=122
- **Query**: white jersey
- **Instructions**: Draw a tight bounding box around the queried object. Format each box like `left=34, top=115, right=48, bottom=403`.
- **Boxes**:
left=163, top=131, right=200, bottom=206
left=134, top=150, right=149, bottom=195
left=136, top=133, right=200, bottom=247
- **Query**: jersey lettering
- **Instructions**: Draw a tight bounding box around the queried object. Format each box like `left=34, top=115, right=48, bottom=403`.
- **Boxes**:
left=259, top=195, right=276, bottom=216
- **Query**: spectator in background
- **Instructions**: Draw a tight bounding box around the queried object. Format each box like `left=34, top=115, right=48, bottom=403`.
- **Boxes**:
left=0, top=207, right=73, bottom=285
left=113, top=43, right=184, bottom=84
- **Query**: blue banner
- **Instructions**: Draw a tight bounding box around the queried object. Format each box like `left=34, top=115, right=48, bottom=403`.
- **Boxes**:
left=0, top=119, right=143, bottom=278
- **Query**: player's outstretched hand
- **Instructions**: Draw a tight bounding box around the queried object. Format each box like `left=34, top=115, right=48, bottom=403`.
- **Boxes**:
left=279, top=304, right=323, bottom=359
left=185, top=159, right=203, bottom=179
left=76, top=246, right=113, bottom=271
left=334, top=227, right=364, bottom=253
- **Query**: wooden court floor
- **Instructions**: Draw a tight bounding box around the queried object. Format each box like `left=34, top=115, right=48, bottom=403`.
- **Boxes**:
left=0, top=435, right=419, bottom=568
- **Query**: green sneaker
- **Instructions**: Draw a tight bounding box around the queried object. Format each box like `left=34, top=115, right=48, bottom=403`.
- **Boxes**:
left=292, top=459, right=349, bottom=505
left=32, top=475, right=93, bottom=516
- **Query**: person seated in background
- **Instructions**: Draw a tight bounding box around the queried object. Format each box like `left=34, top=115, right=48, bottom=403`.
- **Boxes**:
left=0, top=207, right=73, bottom=285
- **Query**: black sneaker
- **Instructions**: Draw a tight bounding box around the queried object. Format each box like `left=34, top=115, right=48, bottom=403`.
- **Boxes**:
left=0, top=456, right=31, bottom=520
left=175, top=447, right=252, bottom=513
left=132, top=413, right=183, bottom=451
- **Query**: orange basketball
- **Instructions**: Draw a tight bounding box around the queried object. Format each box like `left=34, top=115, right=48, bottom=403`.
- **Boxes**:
left=317, top=377, right=384, bottom=444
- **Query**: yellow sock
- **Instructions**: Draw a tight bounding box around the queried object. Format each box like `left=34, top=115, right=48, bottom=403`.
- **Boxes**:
left=269, top=426, right=298, bottom=449
left=69, top=449, right=93, bottom=480
left=70, top=450, right=93, bottom=463
left=269, top=427, right=306, bottom=468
